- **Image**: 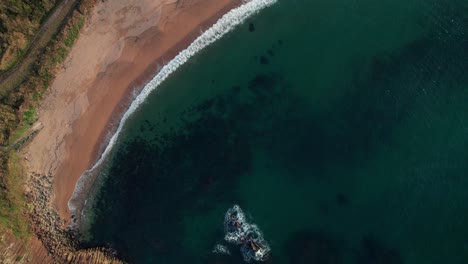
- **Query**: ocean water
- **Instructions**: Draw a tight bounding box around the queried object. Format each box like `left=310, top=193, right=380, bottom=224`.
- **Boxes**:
left=82, top=0, right=468, bottom=263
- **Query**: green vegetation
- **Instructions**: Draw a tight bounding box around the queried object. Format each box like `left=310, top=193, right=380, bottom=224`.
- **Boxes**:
left=7, top=124, right=32, bottom=146
left=5, top=44, right=29, bottom=72
left=0, top=5, right=88, bottom=148
left=0, top=0, right=80, bottom=98
left=64, top=16, right=84, bottom=47
left=7, top=107, right=35, bottom=147
left=0, top=0, right=96, bottom=239
left=0, top=151, right=30, bottom=239
left=23, top=106, right=35, bottom=124
left=1, top=13, right=86, bottom=150
left=0, top=0, right=59, bottom=72
left=52, top=16, right=84, bottom=65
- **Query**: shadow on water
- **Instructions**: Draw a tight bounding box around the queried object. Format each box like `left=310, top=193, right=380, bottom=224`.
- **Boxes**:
left=284, top=230, right=403, bottom=264
left=89, top=107, right=253, bottom=262
left=285, top=231, right=344, bottom=264
left=355, top=237, right=403, bottom=264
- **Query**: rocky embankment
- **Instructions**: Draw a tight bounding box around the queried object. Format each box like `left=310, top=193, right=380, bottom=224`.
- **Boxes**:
left=1, top=127, right=124, bottom=263
left=24, top=171, right=123, bottom=263
left=0, top=169, right=122, bottom=263
left=0, top=171, right=123, bottom=263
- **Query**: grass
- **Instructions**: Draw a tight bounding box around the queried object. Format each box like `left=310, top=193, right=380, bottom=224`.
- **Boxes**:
left=0, top=0, right=80, bottom=99
left=0, top=151, right=31, bottom=240
left=4, top=13, right=85, bottom=148
left=7, top=124, right=32, bottom=146
left=0, top=0, right=92, bottom=241
left=5, top=13, right=86, bottom=147
left=64, top=16, right=84, bottom=47
left=53, top=15, right=84, bottom=65
left=7, top=107, right=35, bottom=146
left=23, top=106, right=36, bottom=124
left=4, top=44, right=30, bottom=72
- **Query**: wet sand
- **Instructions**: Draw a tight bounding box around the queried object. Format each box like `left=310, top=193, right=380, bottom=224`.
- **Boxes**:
left=25, top=0, right=239, bottom=221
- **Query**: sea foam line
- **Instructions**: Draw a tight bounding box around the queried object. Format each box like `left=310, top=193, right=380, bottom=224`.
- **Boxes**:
left=68, top=0, right=278, bottom=228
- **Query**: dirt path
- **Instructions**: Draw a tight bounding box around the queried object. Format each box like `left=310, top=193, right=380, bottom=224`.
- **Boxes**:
left=0, top=0, right=79, bottom=98
left=5, top=122, right=44, bottom=151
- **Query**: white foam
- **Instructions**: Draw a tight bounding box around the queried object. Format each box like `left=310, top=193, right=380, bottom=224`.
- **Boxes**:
left=223, top=205, right=270, bottom=262
left=212, top=244, right=231, bottom=255
left=68, top=0, right=278, bottom=229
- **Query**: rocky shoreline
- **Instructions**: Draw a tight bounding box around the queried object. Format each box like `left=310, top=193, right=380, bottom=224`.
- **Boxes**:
left=27, top=170, right=122, bottom=263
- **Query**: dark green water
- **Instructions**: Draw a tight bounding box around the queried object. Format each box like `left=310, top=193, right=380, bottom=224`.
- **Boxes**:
left=84, top=0, right=468, bottom=263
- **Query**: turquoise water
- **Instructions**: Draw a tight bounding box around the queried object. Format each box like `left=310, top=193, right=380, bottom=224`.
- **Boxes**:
left=84, top=0, right=468, bottom=263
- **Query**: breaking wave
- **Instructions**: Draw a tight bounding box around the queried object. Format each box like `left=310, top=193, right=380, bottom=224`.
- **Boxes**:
left=68, top=0, right=278, bottom=230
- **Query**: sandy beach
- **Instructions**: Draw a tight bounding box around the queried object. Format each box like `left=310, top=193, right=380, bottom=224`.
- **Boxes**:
left=25, top=0, right=239, bottom=222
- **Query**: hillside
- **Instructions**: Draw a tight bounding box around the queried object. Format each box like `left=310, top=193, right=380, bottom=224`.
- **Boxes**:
left=0, top=0, right=59, bottom=72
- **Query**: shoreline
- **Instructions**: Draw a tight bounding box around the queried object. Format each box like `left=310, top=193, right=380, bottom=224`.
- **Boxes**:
left=59, top=0, right=241, bottom=222
left=89, top=0, right=242, bottom=179
left=25, top=0, right=240, bottom=223
left=68, top=0, right=278, bottom=231
left=19, top=0, right=240, bottom=261
left=19, top=0, right=279, bottom=261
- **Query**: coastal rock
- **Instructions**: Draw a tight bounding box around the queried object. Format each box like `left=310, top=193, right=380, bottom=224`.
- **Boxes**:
left=25, top=171, right=123, bottom=263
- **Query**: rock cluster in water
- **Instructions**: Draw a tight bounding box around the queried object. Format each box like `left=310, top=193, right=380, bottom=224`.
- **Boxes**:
left=214, top=205, right=270, bottom=262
